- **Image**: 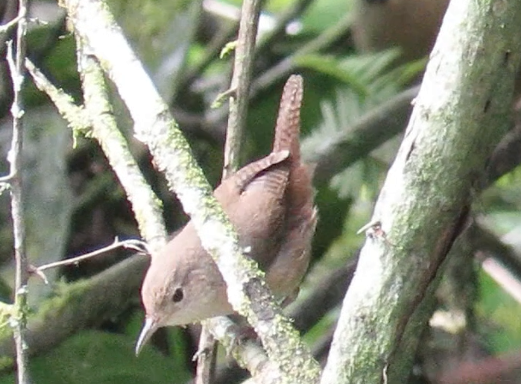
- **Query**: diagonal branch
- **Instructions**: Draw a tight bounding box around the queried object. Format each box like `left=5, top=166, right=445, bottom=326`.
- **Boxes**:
left=61, top=0, right=320, bottom=381
left=321, top=0, right=521, bottom=382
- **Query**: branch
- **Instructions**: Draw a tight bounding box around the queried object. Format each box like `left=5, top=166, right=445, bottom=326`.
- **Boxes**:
left=222, top=0, right=262, bottom=176
left=35, top=238, right=146, bottom=273
left=1, top=116, right=519, bottom=371
left=205, top=12, right=353, bottom=129
left=321, top=0, right=521, bottom=382
left=0, top=25, right=520, bottom=377
left=206, top=316, right=284, bottom=383
left=75, top=43, right=167, bottom=252
left=61, top=0, right=320, bottom=381
left=4, top=1, right=521, bottom=376
left=0, top=14, right=21, bottom=34
left=5, top=1, right=30, bottom=382
left=25, top=56, right=167, bottom=252
left=198, top=0, right=262, bottom=382
left=0, top=253, right=148, bottom=364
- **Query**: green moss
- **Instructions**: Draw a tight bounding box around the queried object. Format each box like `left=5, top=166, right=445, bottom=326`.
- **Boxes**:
left=35, top=279, right=91, bottom=323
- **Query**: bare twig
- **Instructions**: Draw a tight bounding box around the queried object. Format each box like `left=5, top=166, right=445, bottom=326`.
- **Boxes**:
left=222, top=0, right=263, bottom=176
left=75, top=42, right=167, bottom=254
left=6, top=0, right=29, bottom=382
left=36, top=238, right=147, bottom=273
left=0, top=253, right=149, bottom=364
left=481, top=257, right=521, bottom=304
left=0, top=15, right=22, bottom=34
left=197, top=0, right=263, bottom=382
left=195, top=329, right=217, bottom=384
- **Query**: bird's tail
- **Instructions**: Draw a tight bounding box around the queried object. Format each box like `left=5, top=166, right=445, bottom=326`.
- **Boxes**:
left=272, top=75, right=303, bottom=164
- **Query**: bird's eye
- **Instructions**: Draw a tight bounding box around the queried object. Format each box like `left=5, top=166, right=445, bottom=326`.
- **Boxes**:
left=171, top=288, right=184, bottom=303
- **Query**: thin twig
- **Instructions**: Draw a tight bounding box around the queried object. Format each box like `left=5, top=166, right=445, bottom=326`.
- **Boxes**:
left=222, top=0, right=263, bottom=176
left=195, top=329, right=218, bottom=384
left=481, top=257, right=521, bottom=304
left=7, top=0, right=30, bottom=382
left=206, top=12, right=353, bottom=128
left=197, top=1, right=263, bottom=382
left=0, top=253, right=149, bottom=364
left=36, top=238, right=147, bottom=273
left=0, top=15, right=22, bottom=34
left=75, top=41, right=167, bottom=254
left=0, top=174, right=13, bottom=182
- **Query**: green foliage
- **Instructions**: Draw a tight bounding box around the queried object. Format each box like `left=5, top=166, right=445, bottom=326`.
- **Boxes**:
left=0, top=330, right=189, bottom=384
left=0, top=301, right=14, bottom=338
left=220, top=40, right=237, bottom=59
left=478, top=166, right=521, bottom=352
left=477, top=271, right=521, bottom=352
left=299, top=0, right=352, bottom=34
left=300, top=51, right=419, bottom=200
left=297, top=51, right=403, bottom=98
left=42, top=36, right=80, bottom=97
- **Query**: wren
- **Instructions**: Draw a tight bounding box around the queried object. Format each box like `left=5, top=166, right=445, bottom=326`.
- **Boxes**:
left=136, top=75, right=317, bottom=354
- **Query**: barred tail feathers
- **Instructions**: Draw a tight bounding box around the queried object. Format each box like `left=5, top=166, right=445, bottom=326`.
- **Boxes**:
left=272, top=75, right=303, bottom=163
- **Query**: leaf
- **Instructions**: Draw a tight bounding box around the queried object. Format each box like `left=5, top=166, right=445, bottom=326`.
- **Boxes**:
left=296, top=51, right=409, bottom=97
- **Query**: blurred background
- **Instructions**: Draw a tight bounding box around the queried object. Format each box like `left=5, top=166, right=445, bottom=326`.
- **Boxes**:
left=1, top=0, right=521, bottom=383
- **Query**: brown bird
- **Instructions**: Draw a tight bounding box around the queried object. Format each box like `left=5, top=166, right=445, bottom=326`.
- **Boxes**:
left=352, top=0, right=521, bottom=102
left=136, top=75, right=317, bottom=354
left=352, top=0, right=450, bottom=63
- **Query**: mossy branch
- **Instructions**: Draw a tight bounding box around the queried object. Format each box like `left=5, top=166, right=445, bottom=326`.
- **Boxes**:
left=321, top=0, right=521, bottom=382
left=61, top=0, right=321, bottom=381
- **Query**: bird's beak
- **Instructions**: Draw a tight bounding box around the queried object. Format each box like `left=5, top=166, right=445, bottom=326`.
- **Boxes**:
left=135, top=316, right=158, bottom=356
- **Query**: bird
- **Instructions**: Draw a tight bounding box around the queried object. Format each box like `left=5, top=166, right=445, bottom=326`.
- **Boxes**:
left=351, top=0, right=450, bottom=63
left=351, top=0, right=521, bottom=103
left=136, top=74, right=317, bottom=354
